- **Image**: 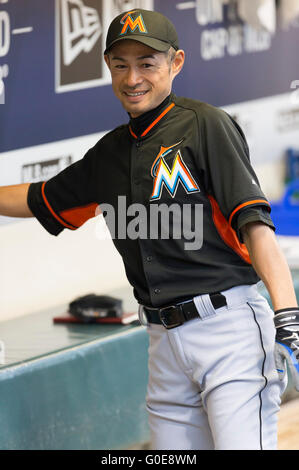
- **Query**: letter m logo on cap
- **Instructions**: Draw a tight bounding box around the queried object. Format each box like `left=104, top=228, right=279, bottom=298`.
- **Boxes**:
left=119, top=10, right=147, bottom=35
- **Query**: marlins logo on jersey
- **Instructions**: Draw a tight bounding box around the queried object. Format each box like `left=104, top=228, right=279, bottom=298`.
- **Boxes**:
left=119, top=10, right=147, bottom=35
left=150, top=142, right=200, bottom=201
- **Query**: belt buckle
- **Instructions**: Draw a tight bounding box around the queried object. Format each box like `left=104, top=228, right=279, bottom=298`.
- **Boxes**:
left=159, top=305, right=183, bottom=330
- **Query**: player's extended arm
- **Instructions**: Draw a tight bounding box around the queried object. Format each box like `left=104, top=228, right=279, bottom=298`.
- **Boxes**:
left=241, top=222, right=297, bottom=310
left=0, top=184, right=33, bottom=217
left=241, top=221, right=299, bottom=391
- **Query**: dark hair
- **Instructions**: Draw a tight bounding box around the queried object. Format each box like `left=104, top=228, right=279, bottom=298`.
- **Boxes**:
left=166, top=47, right=176, bottom=63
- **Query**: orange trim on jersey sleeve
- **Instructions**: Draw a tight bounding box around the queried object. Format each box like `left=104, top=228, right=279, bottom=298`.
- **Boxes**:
left=228, top=199, right=270, bottom=226
left=60, top=203, right=99, bottom=228
left=208, top=195, right=251, bottom=264
left=41, top=182, right=77, bottom=230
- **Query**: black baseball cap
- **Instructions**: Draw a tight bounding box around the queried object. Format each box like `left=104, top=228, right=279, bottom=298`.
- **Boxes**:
left=104, top=9, right=179, bottom=54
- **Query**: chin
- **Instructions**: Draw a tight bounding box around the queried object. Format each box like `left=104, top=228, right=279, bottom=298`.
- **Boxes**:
left=125, top=103, right=149, bottom=117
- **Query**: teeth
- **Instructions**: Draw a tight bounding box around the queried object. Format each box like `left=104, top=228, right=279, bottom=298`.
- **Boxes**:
left=126, top=92, right=146, bottom=96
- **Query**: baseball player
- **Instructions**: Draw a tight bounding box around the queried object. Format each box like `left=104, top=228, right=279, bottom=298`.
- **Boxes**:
left=1, top=9, right=299, bottom=450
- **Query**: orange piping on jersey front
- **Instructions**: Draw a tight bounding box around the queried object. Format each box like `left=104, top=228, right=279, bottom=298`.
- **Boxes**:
left=60, top=203, right=99, bottom=228
left=129, top=103, right=175, bottom=139
left=129, top=126, right=138, bottom=139
left=41, top=182, right=77, bottom=230
left=141, top=103, right=175, bottom=137
left=208, top=195, right=251, bottom=264
left=228, top=199, right=270, bottom=226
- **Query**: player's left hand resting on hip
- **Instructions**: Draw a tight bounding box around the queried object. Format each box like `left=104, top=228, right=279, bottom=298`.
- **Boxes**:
left=274, top=308, right=299, bottom=391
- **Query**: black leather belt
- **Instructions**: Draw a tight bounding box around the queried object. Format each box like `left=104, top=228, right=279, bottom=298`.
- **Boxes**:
left=143, top=293, right=227, bottom=329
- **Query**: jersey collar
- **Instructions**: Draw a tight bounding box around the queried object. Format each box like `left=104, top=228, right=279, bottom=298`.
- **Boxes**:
left=128, top=94, right=175, bottom=140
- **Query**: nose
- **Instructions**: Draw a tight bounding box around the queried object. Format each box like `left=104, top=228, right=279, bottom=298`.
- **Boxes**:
left=125, top=66, right=143, bottom=88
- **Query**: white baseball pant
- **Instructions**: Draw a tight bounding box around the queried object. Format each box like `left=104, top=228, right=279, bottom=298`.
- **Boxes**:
left=143, top=284, right=287, bottom=450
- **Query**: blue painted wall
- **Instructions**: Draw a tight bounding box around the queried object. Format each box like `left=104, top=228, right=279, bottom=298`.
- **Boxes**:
left=0, top=0, right=298, bottom=153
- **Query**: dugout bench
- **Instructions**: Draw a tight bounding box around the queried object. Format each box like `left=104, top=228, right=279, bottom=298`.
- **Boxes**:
left=0, top=285, right=150, bottom=450
left=1, top=273, right=299, bottom=450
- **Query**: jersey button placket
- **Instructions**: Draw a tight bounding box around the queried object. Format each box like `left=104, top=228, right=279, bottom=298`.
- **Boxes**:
left=130, top=143, right=142, bottom=201
left=130, top=139, right=163, bottom=306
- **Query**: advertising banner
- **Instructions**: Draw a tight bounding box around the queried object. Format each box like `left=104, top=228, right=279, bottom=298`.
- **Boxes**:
left=0, top=0, right=299, bottom=225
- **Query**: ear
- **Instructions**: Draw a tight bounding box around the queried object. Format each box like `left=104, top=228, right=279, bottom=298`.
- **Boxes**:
left=171, top=50, right=185, bottom=79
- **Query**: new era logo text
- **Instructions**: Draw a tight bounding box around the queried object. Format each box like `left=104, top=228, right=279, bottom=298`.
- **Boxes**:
left=56, top=0, right=110, bottom=92
left=61, top=0, right=101, bottom=65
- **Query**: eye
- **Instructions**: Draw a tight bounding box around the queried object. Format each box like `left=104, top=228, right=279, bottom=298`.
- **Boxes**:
left=114, top=64, right=127, bottom=69
left=141, top=63, right=153, bottom=69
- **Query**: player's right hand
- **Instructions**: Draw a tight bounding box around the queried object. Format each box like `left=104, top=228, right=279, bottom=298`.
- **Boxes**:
left=274, top=308, right=299, bottom=392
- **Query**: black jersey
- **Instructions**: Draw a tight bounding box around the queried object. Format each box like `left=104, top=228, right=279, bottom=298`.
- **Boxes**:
left=28, top=94, right=274, bottom=308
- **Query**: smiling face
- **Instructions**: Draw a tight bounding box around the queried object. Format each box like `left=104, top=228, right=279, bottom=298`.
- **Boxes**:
left=104, top=40, right=184, bottom=117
